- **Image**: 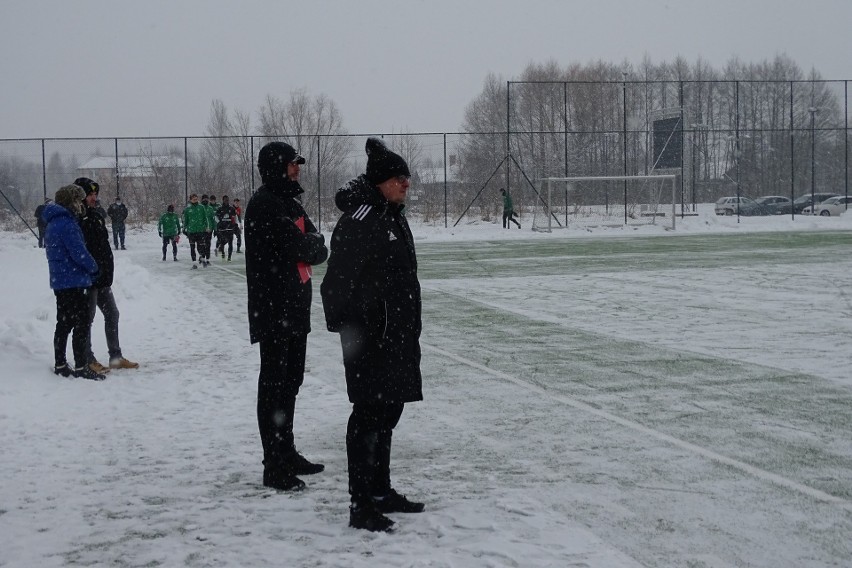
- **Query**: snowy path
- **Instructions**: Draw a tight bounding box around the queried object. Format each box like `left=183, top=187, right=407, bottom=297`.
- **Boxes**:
left=2, top=225, right=852, bottom=567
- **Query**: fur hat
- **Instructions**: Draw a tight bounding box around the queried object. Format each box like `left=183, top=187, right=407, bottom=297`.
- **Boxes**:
left=258, top=141, right=305, bottom=183
left=73, top=177, right=99, bottom=195
left=365, top=137, right=410, bottom=185
left=55, top=184, right=85, bottom=215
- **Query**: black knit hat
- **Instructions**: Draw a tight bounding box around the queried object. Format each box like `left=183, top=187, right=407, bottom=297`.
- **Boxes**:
left=73, top=177, right=99, bottom=195
left=365, top=137, right=410, bottom=185
left=258, top=141, right=305, bottom=183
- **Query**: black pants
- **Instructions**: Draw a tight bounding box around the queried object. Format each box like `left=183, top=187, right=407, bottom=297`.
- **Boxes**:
left=187, top=232, right=206, bottom=262
left=347, top=400, right=404, bottom=503
left=112, top=224, right=126, bottom=248
left=503, top=210, right=520, bottom=228
left=37, top=226, right=46, bottom=248
left=87, top=286, right=121, bottom=362
left=203, top=231, right=213, bottom=260
left=234, top=225, right=242, bottom=250
left=217, top=230, right=234, bottom=258
left=257, top=334, right=308, bottom=471
left=54, top=288, right=91, bottom=369
left=162, top=236, right=178, bottom=259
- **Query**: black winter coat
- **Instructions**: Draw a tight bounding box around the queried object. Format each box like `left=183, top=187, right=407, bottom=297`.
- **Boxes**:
left=321, top=175, right=423, bottom=404
left=245, top=179, right=328, bottom=343
left=80, top=205, right=114, bottom=288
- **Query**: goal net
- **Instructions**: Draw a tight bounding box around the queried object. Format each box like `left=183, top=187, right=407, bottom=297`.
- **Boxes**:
left=531, top=175, right=678, bottom=232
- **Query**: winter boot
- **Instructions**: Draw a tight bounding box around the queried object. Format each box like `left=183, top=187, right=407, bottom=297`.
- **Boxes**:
left=74, top=366, right=106, bottom=381
left=290, top=452, right=325, bottom=476
left=110, top=357, right=139, bottom=369
left=373, top=488, right=425, bottom=513
left=262, top=467, right=305, bottom=491
left=349, top=501, right=395, bottom=532
left=54, top=362, right=73, bottom=377
left=89, top=359, right=111, bottom=374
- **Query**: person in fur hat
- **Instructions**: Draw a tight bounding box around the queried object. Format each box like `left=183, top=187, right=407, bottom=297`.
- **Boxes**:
left=42, top=184, right=104, bottom=380
left=321, top=137, right=424, bottom=533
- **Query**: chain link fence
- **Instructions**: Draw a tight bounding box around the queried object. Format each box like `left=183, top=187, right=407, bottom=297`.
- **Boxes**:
left=2, top=80, right=850, bottom=234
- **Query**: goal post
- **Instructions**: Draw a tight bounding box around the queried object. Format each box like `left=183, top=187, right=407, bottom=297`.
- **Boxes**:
left=532, top=174, right=678, bottom=232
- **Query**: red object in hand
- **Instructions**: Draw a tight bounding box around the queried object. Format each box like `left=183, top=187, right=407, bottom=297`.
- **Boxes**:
left=294, top=217, right=312, bottom=284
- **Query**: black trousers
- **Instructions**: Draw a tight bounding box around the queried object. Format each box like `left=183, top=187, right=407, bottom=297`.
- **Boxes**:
left=162, top=236, right=178, bottom=259
left=503, top=210, right=520, bottom=228
left=234, top=225, right=242, bottom=250
left=347, top=400, right=404, bottom=503
left=187, top=232, right=206, bottom=261
left=257, top=334, right=308, bottom=471
left=53, top=288, right=91, bottom=368
left=112, top=224, right=125, bottom=248
left=217, top=230, right=234, bottom=258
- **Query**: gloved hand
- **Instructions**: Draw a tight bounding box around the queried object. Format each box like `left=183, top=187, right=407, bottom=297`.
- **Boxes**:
left=158, top=232, right=163, bottom=238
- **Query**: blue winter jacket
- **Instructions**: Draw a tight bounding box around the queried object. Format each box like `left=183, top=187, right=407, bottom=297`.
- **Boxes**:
left=42, top=203, right=98, bottom=290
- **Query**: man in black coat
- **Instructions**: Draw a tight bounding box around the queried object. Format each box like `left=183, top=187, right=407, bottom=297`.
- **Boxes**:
left=75, top=178, right=139, bottom=373
left=245, top=141, right=328, bottom=492
left=321, top=138, right=424, bottom=533
left=107, top=196, right=128, bottom=250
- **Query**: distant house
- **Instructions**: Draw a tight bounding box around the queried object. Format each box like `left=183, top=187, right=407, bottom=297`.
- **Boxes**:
left=77, top=155, right=190, bottom=193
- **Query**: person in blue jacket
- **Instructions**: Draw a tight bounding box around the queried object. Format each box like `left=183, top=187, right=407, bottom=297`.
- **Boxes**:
left=42, top=184, right=105, bottom=381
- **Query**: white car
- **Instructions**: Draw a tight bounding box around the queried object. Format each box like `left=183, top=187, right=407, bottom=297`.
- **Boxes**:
left=714, top=196, right=759, bottom=216
left=802, top=195, right=852, bottom=216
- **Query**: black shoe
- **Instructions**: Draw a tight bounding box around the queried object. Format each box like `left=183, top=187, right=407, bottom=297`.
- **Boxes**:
left=162, top=257, right=166, bottom=261
left=349, top=502, right=395, bottom=532
left=290, top=452, right=324, bottom=476
left=121, top=246, right=126, bottom=250
left=173, top=257, right=178, bottom=261
left=54, top=363, right=73, bottom=377
left=373, top=489, right=424, bottom=513
left=73, top=366, right=106, bottom=381
left=262, top=468, right=305, bottom=491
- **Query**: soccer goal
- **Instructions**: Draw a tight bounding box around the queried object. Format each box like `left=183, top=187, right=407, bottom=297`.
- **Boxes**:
left=531, top=175, right=678, bottom=232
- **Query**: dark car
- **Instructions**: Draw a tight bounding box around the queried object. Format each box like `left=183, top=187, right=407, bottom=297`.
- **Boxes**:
left=755, top=195, right=792, bottom=215
left=791, top=193, right=839, bottom=214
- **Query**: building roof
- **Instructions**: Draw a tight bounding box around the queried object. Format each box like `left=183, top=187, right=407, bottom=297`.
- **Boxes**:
left=78, top=155, right=190, bottom=178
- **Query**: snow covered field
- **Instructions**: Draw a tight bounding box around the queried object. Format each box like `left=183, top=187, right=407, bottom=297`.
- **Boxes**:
left=1, top=207, right=851, bottom=567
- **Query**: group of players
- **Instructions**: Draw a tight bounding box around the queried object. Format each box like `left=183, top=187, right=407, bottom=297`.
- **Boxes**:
left=158, top=193, right=243, bottom=268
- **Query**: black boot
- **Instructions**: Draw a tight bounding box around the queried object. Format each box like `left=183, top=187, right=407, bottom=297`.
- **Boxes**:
left=290, top=452, right=325, bottom=475
left=349, top=500, right=394, bottom=532
left=373, top=488, right=425, bottom=513
left=262, top=467, right=305, bottom=491
left=73, top=365, right=106, bottom=381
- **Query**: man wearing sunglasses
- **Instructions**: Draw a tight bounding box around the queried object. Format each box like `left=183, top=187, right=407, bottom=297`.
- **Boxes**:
left=321, top=138, right=424, bottom=533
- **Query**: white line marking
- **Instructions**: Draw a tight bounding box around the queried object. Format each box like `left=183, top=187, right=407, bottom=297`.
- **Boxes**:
left=422, top=342, right=852, bottom=513
left=218, top=264, right=852, bottom=513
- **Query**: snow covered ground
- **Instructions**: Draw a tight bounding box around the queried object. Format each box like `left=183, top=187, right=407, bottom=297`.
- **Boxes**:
left=1, top=206, right=851, bottom=567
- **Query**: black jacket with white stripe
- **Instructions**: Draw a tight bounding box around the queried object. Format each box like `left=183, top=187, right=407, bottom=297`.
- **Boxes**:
left=321, top=175, right=422, bottom=404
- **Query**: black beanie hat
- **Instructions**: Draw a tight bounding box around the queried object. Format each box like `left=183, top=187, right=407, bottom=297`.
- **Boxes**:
left=73, top=177, right=99, bottom=195
left=258, top=141, right=305, bottom=183
left=365, top=137, right=410, bottom=185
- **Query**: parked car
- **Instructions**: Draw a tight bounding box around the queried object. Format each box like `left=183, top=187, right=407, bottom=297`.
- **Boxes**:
left=801, top=195, right=852, bottom=216
left=754, top=195, right=792, bottom=215
left=714, top=196, right=767, bottom=216
left=791, top=192, right=839, bottom=214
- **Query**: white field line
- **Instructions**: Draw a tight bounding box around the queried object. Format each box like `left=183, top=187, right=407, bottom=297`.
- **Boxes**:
left=422, top=342, right=852, bottom=514
left=215, top=263, right=852, bottom=512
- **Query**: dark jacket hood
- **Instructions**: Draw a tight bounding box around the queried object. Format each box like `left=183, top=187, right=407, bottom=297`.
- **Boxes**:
left=335, top=174, right=405, bottom=215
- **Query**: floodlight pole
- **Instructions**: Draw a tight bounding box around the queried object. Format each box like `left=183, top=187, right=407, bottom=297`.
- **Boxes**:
left=622, top=71, right=628, bottom=225
left=809, top=106, right=818, bottom=209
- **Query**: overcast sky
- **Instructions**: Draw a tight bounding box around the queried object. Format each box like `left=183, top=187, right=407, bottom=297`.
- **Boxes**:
left=3, top=0, right=852, bottom=139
